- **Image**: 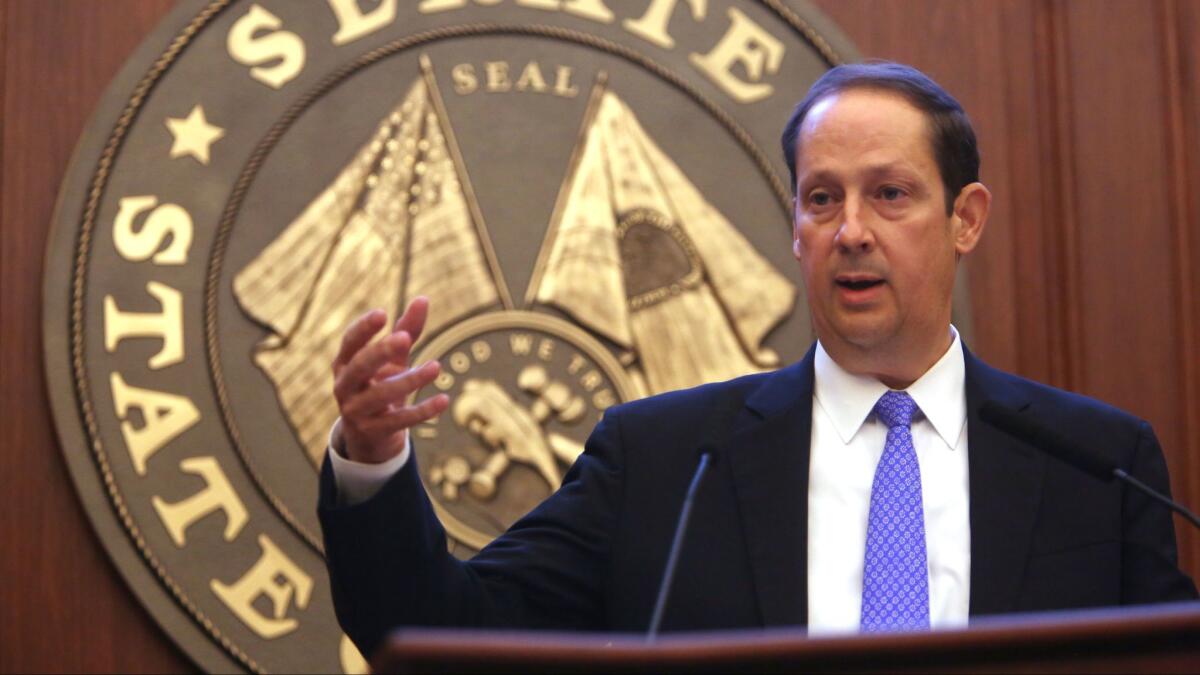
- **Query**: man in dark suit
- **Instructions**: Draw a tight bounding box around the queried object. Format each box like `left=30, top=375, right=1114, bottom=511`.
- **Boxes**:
left=319, top=62, right=1197, bottom=658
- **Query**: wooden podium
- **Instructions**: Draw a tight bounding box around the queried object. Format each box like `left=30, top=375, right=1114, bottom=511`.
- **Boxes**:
left=371, top=602, right=1200, bottom=673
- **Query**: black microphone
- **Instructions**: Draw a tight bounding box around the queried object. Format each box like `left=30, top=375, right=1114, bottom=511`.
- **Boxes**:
left=979, top=401, right=1200, bottom=530
left=647, top=447, right=715, bottom=642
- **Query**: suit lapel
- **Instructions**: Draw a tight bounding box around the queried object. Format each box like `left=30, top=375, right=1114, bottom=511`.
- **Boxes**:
left=964, top=348, right=1044, bottom=616
left=724, top=348, right=815, bottom=627
left=722, top=345, right=1045, bottom=624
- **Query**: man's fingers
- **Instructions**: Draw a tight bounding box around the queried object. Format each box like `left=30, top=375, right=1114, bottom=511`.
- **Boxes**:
left=357, top=393, right=450, bottom=437
left=371, top=362, right=406, bottom=383
left=334, top=330, right=413, bottom=402
left=343, top=361, right=441, bottom=419
left=394, top=296, right=430, bottom=345
left=333, top=309, right=386, bottom=371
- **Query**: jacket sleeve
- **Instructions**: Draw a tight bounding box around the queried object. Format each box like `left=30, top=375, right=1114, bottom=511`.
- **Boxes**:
left=317, top=410, right=626, bottom=657
left=1120, top=420, right=1199, bottom=604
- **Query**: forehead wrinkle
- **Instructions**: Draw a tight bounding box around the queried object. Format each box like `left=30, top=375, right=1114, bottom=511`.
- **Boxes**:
left=862, top=160, right=923, bottom=181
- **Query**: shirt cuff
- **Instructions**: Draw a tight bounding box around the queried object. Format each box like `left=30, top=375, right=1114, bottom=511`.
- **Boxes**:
left=327, top=417, right=412, bottom=506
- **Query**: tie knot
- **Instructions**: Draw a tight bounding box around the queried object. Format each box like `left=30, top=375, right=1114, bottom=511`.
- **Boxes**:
left=874, top=391, right=918, bottom=429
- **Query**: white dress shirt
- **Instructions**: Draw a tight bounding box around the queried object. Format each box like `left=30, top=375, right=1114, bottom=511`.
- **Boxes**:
left=330, top=329, right=972, bottom=631
left=326, top=419, right=411, bottom=506
left=807, top=327, right=970, bottom=634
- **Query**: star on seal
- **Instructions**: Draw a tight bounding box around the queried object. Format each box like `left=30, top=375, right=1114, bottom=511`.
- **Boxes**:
left=165, top=104, right=225, bottom=165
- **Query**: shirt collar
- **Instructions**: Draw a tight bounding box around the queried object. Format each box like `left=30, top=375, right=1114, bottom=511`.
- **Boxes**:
left=813, top=326, right=966, bottom=448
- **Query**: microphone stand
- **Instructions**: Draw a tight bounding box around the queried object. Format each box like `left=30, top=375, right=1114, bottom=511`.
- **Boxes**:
left=647, top=452, right=713, bottom=642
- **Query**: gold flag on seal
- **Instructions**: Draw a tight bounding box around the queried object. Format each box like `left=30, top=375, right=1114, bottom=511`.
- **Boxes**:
left=529, top=85, right=796, bottom=395
left=234, top=71, right=500, bottom=465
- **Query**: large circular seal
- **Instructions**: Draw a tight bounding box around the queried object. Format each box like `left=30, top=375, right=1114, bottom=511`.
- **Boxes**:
left=43, top=1, right=863, bottom=671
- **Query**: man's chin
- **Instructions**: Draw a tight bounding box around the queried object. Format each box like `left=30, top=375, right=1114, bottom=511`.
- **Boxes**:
left=826, top=316, right=896, bottom=352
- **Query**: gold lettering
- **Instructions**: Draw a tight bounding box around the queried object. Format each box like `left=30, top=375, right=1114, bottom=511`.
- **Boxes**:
left=104, top=281, right=184, bottom=370
left=461, top=61, right=574, bottom=97
left=560, top=0, right=614, bottom=22
left=552, top=65, right=578, bottom=97
left=537, top=338, right=555, bottom=361
left=113, top=195, right=193, bottom=265
left=418, top=0, right=466, bottom=12
left=509, top=333, right=533, bottom=355
left=449, top=351, right=471, bottom=373
left=689, top=7, right=783, bottom=103
left=328, top=0, right=397, bottom=46
left=419, top=0, right=612, bottom=21
left=211, top=535, right=313, bottom=639
left=451, top=63, right=478, bottom=94
left=485, top=61, right=511, bottom=91
left=110, top=372, right=201, bottom=476
left=567, top=354, right=586, bottom=375
left=227, top=4, right=307, bottom=90
left=515, top=61, right=548, bottom=93
left=624, top=0, right=705, bottom=49
left=152, top=456, right=249, bottom=547
left=340, top=635, right=369, bottom=675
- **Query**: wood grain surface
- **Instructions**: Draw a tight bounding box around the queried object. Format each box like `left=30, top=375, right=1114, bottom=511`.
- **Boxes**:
left=375, top=604, right=1200, bottom=673
left=0, top=2, right=190, bottom=673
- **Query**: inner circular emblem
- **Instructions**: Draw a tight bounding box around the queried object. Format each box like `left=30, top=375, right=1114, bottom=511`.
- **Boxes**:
left=43, top=1, right=862, bottom=672
left=411, top=310, right=638, bottom=552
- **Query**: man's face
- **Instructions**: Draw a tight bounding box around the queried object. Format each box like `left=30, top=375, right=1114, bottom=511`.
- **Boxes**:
left=792, top=89, right=978, bottom=362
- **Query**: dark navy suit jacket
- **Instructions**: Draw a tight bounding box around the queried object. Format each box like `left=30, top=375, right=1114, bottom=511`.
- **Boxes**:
left=319, top=346, right=1197, bottom=657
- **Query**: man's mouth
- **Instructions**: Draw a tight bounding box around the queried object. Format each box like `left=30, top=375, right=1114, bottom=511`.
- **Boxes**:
left=835, top=276, right=885, bottom=291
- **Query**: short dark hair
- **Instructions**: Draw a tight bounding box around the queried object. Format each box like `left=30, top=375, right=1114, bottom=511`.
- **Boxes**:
left=781, top=61, right=979, bottom=213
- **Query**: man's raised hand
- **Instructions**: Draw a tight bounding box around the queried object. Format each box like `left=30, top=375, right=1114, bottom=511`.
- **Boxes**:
left=332, top=297, right=450, bottom=464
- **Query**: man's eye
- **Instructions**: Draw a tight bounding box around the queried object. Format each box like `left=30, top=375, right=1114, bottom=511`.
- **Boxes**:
left=879, top=186, right=905, bottom=201
left=809, top=192, right=831, bottom=206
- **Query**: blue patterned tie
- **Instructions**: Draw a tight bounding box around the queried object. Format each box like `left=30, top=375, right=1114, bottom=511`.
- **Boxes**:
left=860, top=391, right=930, bottom=632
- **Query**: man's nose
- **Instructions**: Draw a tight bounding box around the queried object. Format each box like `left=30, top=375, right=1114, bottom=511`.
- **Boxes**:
left=835, top=199, right=875, bottom=253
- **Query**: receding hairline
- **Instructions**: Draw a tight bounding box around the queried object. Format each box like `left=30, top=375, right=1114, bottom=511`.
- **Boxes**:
left=781, top=61, right=980, bottom=213
left=792, top=87, right=945, bottom=173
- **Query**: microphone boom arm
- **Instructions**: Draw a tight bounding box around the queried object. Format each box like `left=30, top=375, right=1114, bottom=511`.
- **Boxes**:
left=980, top=401, right=1200, bottom=532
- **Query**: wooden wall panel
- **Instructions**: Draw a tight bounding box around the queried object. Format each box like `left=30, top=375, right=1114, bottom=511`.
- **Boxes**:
left=996, top=0, right=1060, bottom=385
left=1026, top=0, right=1088, bottom=391
left=1059, top=0, right=1197, bottom=570
left=1163, top=0, right=1200, bottom=570
left=2, top=0, right=1197, bottom=672
left=0, top=1, right=189, bottom=673
left=1063, top=1, right=1182, bottom=455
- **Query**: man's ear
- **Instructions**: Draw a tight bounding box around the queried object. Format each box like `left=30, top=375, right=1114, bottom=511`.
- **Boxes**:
left=792, top=198, right=803, bottom=262
left=951, top=182, right=990, bottom=255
